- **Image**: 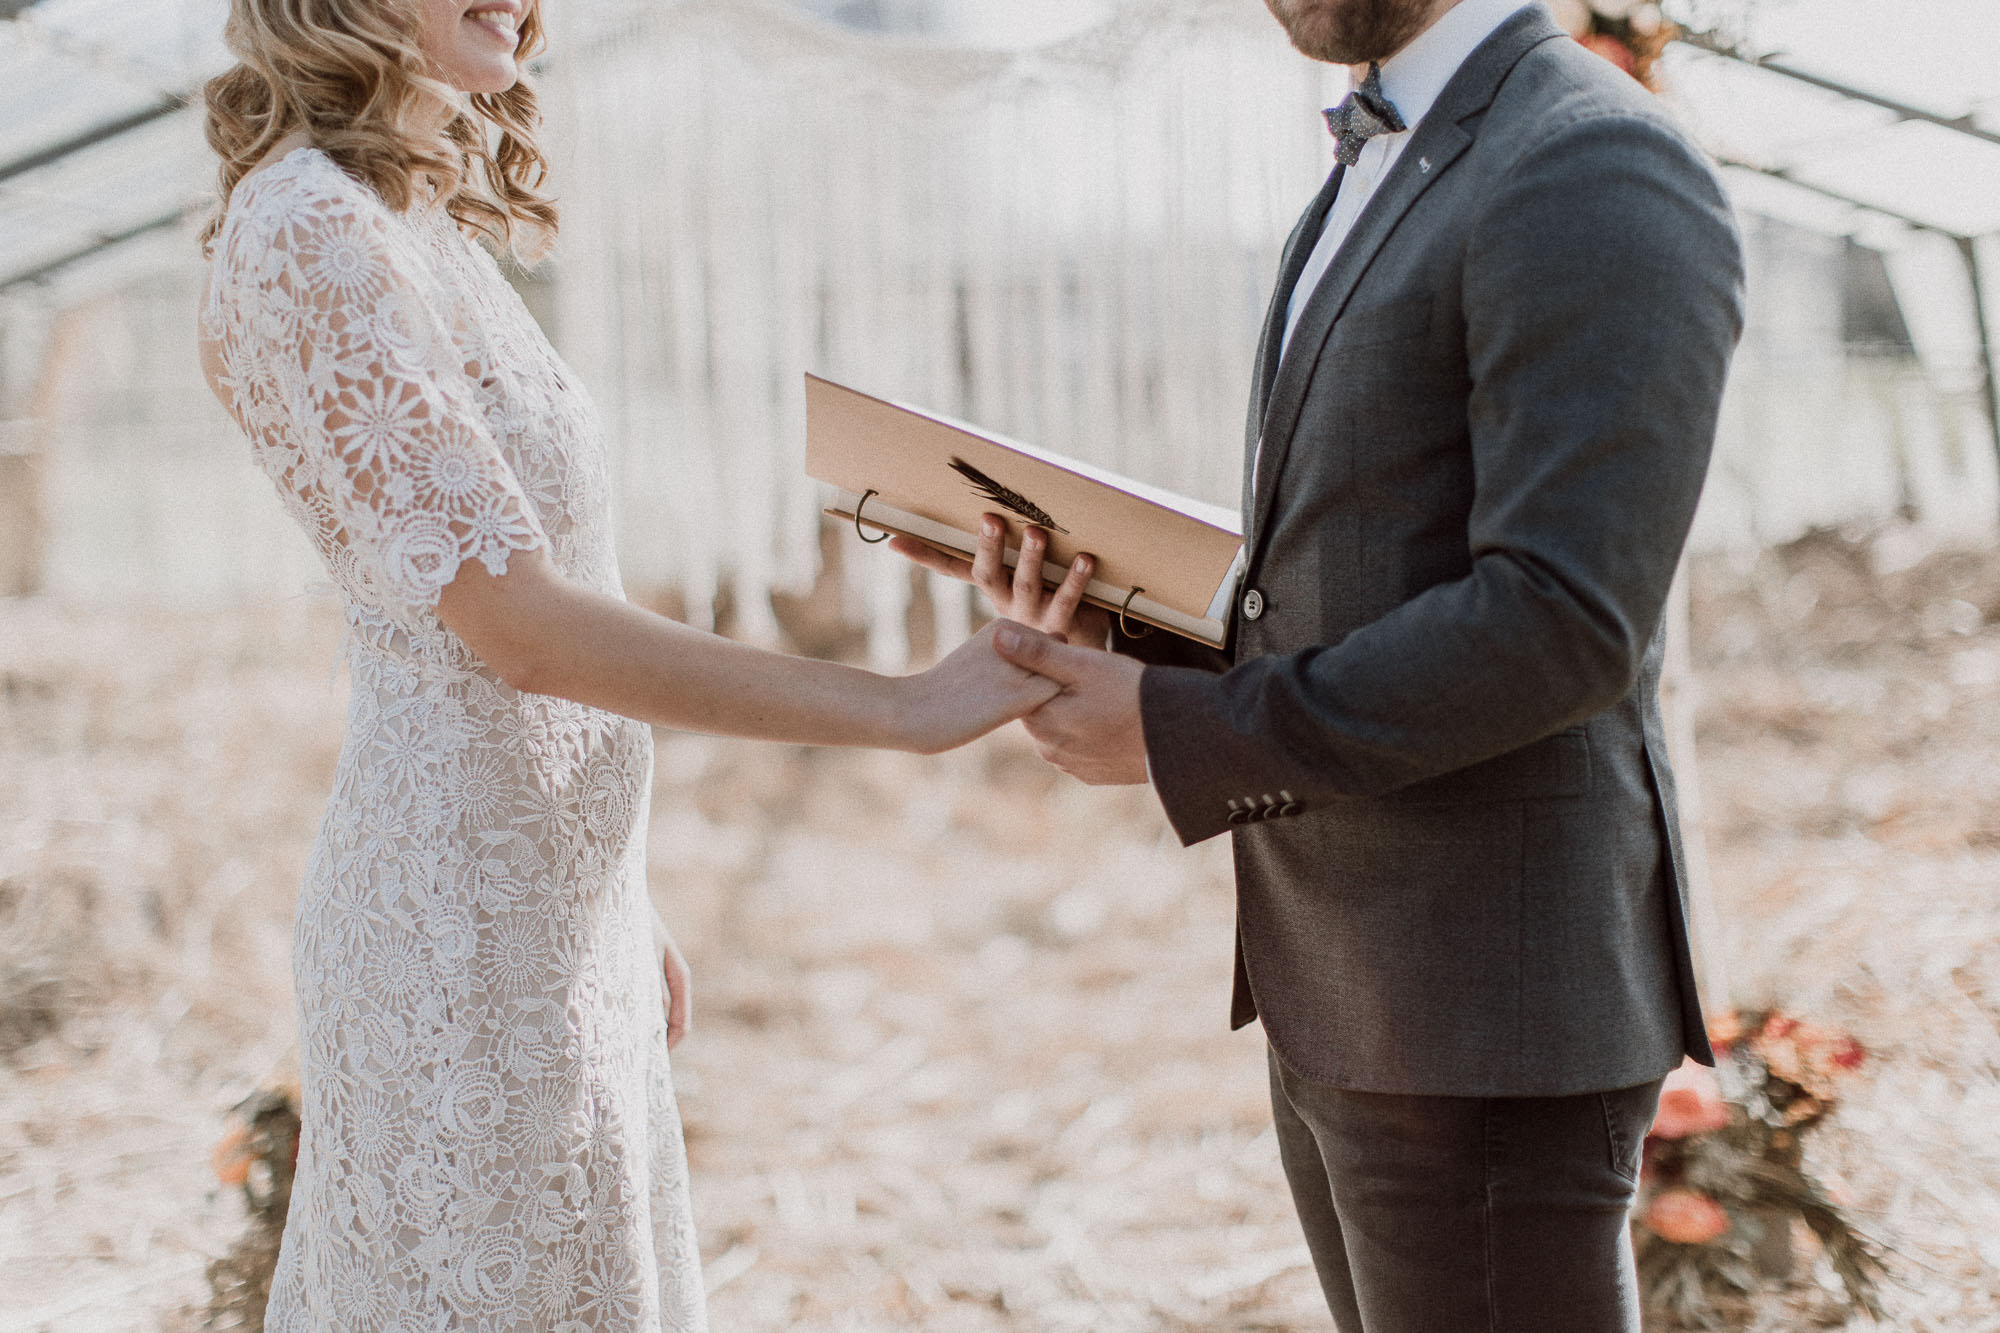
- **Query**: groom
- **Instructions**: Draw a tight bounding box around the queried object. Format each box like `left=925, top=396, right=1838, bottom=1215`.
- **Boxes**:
left=986, top=0, right=1745, bottom=1327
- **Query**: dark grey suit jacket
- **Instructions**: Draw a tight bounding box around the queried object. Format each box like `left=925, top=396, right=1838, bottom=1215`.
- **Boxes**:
left=1125, top=8, right=1745, bottom=1097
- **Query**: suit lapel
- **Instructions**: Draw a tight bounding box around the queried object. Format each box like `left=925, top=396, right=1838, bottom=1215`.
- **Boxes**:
left=1246, top=6, right=1567, bottom=553
left=1244, top=164, right=1348, bottom=518
left=1259, top=164, right=1347, bottom=421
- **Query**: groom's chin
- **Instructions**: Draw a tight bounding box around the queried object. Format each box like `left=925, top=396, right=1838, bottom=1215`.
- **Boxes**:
left=1265, top=0, right=1338, bottom=60
left=1264, top=0, right=1430, bottom=66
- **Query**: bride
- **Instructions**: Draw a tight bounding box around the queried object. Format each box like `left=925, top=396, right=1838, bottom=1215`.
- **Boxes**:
left=195, top=0, right=1095, bottom=1327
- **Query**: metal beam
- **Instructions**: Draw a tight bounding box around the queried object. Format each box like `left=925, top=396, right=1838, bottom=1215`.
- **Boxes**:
left=0, top=208, right=188, bottom=294
left=1715, top=156, right=2000, bottom=521
left=1955, top=236, right=2000, bottom=503
left=0, top=96, right=187, bottom=186
left=1715, top=157, right=1973, bottom=240
left=1676, top=30, right=2000, bottom=150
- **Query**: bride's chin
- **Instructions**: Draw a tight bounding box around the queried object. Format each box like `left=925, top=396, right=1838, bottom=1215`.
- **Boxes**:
left=444, top=55, right=522, bottom=96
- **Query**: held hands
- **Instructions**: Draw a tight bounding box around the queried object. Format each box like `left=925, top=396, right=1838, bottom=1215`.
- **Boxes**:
left=900, top=620, right=1064, bottom=755
left=891, top=517, right=1112, bottom=649
left=990, top=623, right=1149, bottom=785
left=891, top=512, right=1146, bottom=784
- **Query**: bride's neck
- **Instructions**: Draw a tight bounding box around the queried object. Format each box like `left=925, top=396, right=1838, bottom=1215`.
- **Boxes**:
left=403, top=84, right=468, bottom=139
left=248, top=130, right=314, bottom=177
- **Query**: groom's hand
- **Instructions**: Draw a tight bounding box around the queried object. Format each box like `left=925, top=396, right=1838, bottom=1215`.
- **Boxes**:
left=991, top=623, right=1148, bottom=785
left=890, top=518, right=1111, bottom=649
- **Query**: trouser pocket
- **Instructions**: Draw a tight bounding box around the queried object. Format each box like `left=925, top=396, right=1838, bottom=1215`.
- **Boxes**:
left=1599, top=1078, right=1665, bottom=1185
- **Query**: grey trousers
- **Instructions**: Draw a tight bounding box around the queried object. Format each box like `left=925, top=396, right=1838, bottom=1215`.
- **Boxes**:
left=1268, top=1046, right=1664, bottom=1333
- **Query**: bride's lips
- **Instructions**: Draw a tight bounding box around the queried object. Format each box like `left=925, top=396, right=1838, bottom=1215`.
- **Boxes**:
left=462, top=1, right=521, bottom=47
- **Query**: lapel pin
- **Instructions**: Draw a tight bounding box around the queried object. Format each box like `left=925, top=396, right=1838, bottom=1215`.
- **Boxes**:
left=1419, top=156, right=1432, bottom=173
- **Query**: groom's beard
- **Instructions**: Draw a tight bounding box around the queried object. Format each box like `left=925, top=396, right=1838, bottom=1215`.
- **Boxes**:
left=1264, top=0, right=1440, bottom=65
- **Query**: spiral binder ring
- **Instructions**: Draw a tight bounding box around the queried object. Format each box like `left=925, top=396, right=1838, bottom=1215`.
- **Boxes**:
left=853, top=490, right=891, bottom=544
left=1118, top=586, right=1155, bottom=639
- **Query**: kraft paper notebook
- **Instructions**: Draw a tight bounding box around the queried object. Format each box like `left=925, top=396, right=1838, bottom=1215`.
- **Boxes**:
left=804, top=373, right=1245, bottom=647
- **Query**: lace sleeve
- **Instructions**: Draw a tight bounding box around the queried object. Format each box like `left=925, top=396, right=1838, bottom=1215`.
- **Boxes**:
left=213, top=170, right=547, bottom=620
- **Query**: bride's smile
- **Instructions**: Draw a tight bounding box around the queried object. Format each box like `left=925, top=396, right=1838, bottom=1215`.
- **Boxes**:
left=421, top=0, right=526, bottom=93
left=462, top=0, right=521, bottom=48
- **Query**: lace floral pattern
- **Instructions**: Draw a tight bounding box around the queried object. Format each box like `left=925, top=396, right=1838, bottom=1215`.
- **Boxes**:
left=202, top=148, right=707, bottom=1332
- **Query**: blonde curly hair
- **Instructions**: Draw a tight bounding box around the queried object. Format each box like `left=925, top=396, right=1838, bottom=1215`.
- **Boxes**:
left=199, top=0, right=558, bottom=261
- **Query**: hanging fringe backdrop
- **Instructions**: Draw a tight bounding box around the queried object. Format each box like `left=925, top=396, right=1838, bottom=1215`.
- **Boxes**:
left=540, top=0, right=1343, bottom=667
left=12, top=0, right=1992, bottom=625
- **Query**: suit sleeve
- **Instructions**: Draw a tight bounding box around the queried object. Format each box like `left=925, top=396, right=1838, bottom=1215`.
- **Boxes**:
left=1140, top=113, right=1745, bottom=846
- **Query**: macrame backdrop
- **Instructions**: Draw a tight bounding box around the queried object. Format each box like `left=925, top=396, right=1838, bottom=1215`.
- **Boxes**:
left=9, top=0, right=1994, bottom=627
left=530, top=0, right=1761, bottom=1005
left=540, top=0, right=1343, bottom=668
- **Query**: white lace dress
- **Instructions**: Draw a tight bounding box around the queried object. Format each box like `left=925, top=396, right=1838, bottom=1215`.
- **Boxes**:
left=201, top=147, right=707, bottom=1333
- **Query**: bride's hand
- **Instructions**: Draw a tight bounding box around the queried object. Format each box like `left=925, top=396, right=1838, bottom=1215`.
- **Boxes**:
left=898, top=620, right=1063, bottom=755
left=891, top=517, right=1112, bottom=650
left=654, top=911, right=693, bottom=1050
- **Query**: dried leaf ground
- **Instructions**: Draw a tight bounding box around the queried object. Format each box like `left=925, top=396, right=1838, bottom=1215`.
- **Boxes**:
left=2, top=531, right=1997, bottom=1331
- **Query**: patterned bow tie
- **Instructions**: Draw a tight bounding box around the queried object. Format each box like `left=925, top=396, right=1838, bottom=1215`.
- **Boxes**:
left=1323, top=62, right=1407, bottom=167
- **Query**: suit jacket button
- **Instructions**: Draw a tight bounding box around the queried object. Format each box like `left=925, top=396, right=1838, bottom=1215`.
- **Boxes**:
left=1228, top=808, right=1253, bottom=826
left=1279, top=802, right=1303, bottom=817
left=1241, top=588, right=1266, bottom=621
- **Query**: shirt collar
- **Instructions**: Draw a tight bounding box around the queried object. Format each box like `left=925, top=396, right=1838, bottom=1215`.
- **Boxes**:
left=1370, top=0, right=1534, bottom=134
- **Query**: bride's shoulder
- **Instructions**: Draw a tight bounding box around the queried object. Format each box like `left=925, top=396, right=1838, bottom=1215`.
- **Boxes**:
left=210, top=149, right=433, bottom=317
left=218, top=147, right=399, bottom=257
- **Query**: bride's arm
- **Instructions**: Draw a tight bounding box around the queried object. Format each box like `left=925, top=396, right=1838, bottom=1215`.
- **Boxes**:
left=438, top=547, right=1055, bottom=755
left=206, top=170, right=1042, bottom=753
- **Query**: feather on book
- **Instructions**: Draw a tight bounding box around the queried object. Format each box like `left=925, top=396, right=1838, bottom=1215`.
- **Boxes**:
left=804, top=374, right=1244, bottom=647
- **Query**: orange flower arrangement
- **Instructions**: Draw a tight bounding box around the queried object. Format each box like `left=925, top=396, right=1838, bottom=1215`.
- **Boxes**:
left=1561, top=2, right=1678, bottom=90
left=1645, top=1188, right=1732, bottom=1245
left=208, top=1083, right=301, bottom=1203
left=1756, top=1012, right=1867, bottom=1102
left=210, top=1126, right=256, bottom=1188
left=1650, top=1058, right=1732, bottom=1140
left=203, top=1084, right=303, bottom=1327
left=1634, top=1009, right=1886, bottom=1329
left=1578, top=30, right=1639, bottom=77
